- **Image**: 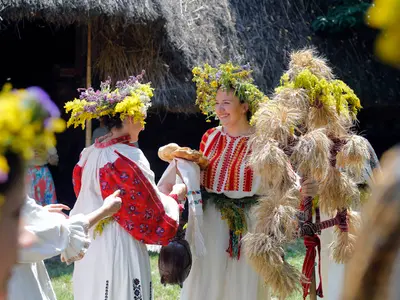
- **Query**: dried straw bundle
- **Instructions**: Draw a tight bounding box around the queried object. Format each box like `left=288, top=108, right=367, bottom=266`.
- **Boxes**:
left=243, top=232, right=285, bottom=267
left=347, top=210, right=362, bottom=235
left=252, top=194, right=299, bottom=241
left=252, top=101, right=302, bottom=147
left=337, top=135, right=371, bottom=181
left=307, top=104, right=349, bottom=137
left=319, top=168, right=360, bottom=215
left=330, top=228, right=357, bottom=263
left=243, top=234, right=302, bottom=299
left=287, top=48, right=334, bottom=81
left=272, top=87, right=309, bottom=124
left=290, top=129, right=332, bottom=182
left=262, top=261, right=304, bottom=299
left=248, top=139, right=295, bottom=192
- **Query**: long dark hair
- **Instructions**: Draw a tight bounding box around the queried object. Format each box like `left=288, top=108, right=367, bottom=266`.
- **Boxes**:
left=101, top=113, right=123, bottom=131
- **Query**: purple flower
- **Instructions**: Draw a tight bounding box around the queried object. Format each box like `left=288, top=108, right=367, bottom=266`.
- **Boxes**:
left=241, top=63, right=251, bottom=71
left=0, top=171, right=8, bottom=183
left=83, top=104, right=97, bottom=113
left=26, top=87, right=60, bottom=118
left=215, top=71, right=222, bottom=80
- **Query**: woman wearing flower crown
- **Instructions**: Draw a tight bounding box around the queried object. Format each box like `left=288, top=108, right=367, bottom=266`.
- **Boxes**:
left=65, top=74, right=184, bottom=300
left=0, top=86, right=122, bottom=300
left=181, top=63, right=318, bottom=300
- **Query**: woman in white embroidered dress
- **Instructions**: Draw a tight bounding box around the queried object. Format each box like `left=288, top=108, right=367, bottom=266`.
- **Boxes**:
left=7, top=192, right=122, bottom=300
left=0, top=85, right=64, bottom=299
left=66, top=76, right=184, bottom=300
left=0, top=85, right=122, bottom=300
left=181, top=63, right=316, bottom=300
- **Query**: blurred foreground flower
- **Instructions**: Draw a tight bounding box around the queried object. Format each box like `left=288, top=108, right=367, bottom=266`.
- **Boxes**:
left=366, top=0, right=400, bottom=67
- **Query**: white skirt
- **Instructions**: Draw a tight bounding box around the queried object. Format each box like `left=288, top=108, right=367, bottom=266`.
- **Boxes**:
left=73, top=221, right=152, bottom=300
left=181, top=202, right=270, bottom=300
left=319, top=215, right=346, bottom=300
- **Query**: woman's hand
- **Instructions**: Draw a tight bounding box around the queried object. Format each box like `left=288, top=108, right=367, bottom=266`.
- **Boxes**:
left=101, top=190, right=122, bottom=217
left=300, top=179, right=319, bottom=198
left=44, top=204, right=70, bottom=218
left=159, top=183, right=174, bottom=195
left=171, top=183, right=187, bottom=200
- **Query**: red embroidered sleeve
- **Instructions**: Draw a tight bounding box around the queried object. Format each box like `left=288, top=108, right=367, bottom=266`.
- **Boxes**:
left=199, top=127, right=216, bottom=153
left=98, top=151, right=178, bottom=246
left=72, top=165, right=83, bottom=198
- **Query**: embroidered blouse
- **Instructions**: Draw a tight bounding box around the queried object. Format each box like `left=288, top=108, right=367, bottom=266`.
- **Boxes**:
left=200, top=126, right=260, bottom=199
left=71, top=135, right=179, bottom=246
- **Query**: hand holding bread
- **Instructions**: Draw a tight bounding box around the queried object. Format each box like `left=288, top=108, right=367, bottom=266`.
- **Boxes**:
left=158, top=143, right=209, bottom=170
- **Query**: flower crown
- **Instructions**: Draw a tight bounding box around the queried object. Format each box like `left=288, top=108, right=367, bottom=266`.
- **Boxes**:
left=0, top=84, right=65, bottom=184
left=65, top=72, right=154, bottom=129
left=192, top=62, right=268, bottom=121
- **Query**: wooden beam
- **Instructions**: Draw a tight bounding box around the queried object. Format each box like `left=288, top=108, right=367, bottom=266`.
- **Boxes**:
left=85, top=21, right=92, bottom=147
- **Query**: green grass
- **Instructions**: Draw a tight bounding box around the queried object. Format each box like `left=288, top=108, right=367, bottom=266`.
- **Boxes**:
left=47, top=241, right=305, bottom=300
left=149, top=252, right=181, bottom=300
left=283, top=239, right=306, bottom=300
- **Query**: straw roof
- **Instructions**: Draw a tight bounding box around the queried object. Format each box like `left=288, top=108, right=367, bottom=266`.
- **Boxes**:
left=1, top=0, right=399, bottom=112
left=0, top=0, right=160, bottom=24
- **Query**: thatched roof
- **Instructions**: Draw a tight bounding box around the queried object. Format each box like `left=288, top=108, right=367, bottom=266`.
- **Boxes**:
left=1, top=0, right=399, bottom=112
left=0, top=0, right=160, bottom=24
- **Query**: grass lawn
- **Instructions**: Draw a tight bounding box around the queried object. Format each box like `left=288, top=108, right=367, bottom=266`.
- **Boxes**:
left=47, top=240, right=305, bottom=300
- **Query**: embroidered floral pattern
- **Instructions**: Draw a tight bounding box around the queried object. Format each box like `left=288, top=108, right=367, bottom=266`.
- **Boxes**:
left=98, top=151, right=178, bottom=245
left=133, top=278, right=142, bottom=300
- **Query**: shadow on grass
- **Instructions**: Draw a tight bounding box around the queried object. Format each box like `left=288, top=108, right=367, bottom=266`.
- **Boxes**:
left=44, top=256, right=74, bottom=279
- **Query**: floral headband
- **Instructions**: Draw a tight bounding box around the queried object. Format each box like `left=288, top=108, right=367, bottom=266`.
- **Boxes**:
left=0, top=84, right=65, bottom=184
left=65, top=72, right=154, bottom=129
left=192, top=62, right=268, bottom=121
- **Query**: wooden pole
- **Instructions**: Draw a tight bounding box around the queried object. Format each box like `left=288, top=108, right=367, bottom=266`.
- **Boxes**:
left=85, top=21, right=92, bottom=147
left=310, top=268, right=317, bottom=300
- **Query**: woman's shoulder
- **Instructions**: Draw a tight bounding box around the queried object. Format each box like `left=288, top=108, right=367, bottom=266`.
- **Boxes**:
left=113, top=143, right=150, bottom=167
left=201, top=126, right=222, bottom=141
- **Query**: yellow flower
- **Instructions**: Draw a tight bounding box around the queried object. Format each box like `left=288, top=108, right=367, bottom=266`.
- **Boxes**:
left=47, top=118, right=66, bottom=133
left=366, top=0, right=400, bottom=66
left=0, top=155, right=9, bottom=175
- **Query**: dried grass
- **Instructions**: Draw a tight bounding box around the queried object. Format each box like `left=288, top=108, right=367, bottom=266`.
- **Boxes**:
left=307, top=105, right=350, bottom=137
left=252, top=194, right=299, bottom=241
left=290, top=128, right=332, bottom=182
left=319, top=168, right=360, bottom=215
left=330, top=228, right=357, bottom=263
left=91, top=19, right=195, bottom=111
left=1, top=0, right=399, bottom=114
left=243, top=235, right=303, bottom=300
left=337, top=135, right=371, bottom=181
left=263, top=261, right=304, bottom=299
left=253, top=101, right=302, bottom=146
left=347, top=210, right=362, bottom=235
left=249, top=139, right=296, bottom=192
left=287, top=48, right=334, bottom=81
left=273, top=87, right=310, bottom=118
left=243, top=233, right=285, bottom=266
